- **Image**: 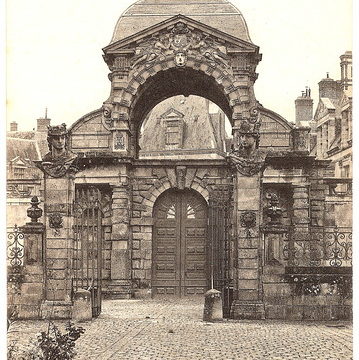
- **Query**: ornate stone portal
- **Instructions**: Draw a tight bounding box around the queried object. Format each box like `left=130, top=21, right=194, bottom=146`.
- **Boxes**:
left=27, top=1, right=351, bottom=322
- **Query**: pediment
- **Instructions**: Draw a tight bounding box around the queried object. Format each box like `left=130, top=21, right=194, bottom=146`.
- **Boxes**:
left=103, top=15, right=258, bottom=56
left=160, top=108, right=185, bottom=119
left=314, top=100, right=328, bottom=120
left=339, top=92, right=351, bottom=108
left=11, top=157, right=26, bottom=166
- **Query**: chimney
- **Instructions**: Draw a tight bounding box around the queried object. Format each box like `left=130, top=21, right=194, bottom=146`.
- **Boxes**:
left=10, top=121, right=18, bottom=132
left=340, top=51, right=352, bottom=91
left=318, top=73, right=341, bottom=99
left=37, top=108, right=51, bottom=132
left=295, top=88, right=313, bottom=126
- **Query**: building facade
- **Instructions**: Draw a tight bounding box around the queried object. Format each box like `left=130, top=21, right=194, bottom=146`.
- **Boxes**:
left=6, top=114, right=50, bottom=228
left=314, top=51, right=352, bottom=179
left=8, top=0, right=352, bottom=322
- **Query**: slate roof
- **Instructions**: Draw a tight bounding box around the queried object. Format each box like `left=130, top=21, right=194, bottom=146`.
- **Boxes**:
left=7, top=130, right=49, bottom=163
left=7, top=138, right=42, bottom=163
left=140, top=95, right=226, bottom=154
left=110, top=0, right=252, bottom=44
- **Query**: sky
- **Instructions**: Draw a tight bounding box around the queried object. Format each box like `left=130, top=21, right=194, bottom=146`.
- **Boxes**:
left=6, top=0, right=352, bottom=131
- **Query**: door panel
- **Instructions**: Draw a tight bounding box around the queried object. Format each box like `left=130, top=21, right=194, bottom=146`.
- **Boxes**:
left=153, top=189, right=208, bottom=297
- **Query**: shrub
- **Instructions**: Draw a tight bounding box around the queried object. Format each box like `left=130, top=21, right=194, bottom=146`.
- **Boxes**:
left=8, top=321, right=85, bottom=360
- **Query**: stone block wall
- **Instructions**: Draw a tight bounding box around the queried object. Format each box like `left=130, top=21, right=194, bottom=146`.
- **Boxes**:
left=260, top=161, right=352, bottom=320
left=8, top=264, right=45, bottom=319
left=262, top=281, right=352, bottom=321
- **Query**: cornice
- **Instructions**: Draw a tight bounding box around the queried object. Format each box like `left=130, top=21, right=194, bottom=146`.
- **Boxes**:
left=103, top=14, right=259, bottom=55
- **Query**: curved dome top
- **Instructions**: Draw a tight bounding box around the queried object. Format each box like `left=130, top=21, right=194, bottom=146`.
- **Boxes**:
left=110, top=0, right=252, bottom=44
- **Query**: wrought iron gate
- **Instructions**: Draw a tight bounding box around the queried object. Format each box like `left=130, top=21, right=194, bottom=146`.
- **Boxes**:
left=73, top=186, right=106, bottom=317
left=209, top=189, right=233, bottom=318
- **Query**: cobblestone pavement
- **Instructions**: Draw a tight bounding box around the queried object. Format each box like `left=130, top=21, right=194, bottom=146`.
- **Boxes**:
left=8, top=299, right=353, bottom=360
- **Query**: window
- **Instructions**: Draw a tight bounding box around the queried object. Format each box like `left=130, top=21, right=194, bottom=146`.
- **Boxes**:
left=166, top=127, right=180, bottom=145
left=14, top=167, right=25, bottom=179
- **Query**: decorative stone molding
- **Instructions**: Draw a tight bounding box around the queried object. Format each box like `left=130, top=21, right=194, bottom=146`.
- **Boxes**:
left=129, top=22, right=231, bottom=72
left=292, top=128, right=310, bottom=152
left=240, top=211, right=256, bottom=229
left=176, top=166, right=187, bottom=190
left=264, top=193, right=283, bottom=225
left=48, top=213, right=63, bottom=236
left=229, top=152, right=266, bottom=177
left=114, top=132, right=126, bottom=151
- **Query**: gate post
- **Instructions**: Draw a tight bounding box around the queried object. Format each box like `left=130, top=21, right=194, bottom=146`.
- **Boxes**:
left=40, top=174, right=76, bottom=319
left=231, top=173, right=265, bottom=319
left=35, top=124, right=79, bottom=319
left=108, top=169, right=132, bottom=299
left=228, top=118, right=266, bottom=320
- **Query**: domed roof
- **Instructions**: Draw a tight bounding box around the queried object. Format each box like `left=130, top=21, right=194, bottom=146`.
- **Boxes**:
left=110, top=0, right=252, bottom=44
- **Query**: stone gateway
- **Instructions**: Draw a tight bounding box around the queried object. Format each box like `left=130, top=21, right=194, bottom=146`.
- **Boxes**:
left=10, top=0, right=352, bottom=322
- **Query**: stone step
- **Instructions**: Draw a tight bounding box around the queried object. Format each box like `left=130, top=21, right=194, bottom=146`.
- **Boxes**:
left=102, top=280, right=133, bottom=299
left=231, top=301, right=265, bottom=320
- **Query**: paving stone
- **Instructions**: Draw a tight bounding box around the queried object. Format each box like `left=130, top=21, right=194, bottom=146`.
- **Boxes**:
left=7, top=299, right=353, bottom=360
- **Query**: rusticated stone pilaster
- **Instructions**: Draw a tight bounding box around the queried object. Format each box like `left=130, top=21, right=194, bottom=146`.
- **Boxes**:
left=41, top=175, right=75, bottom=318
left=292, top=185, right=310, bottom=231
left=231, top=173, right=265, bottom=320
left=110, top=175, right=131, bottom=292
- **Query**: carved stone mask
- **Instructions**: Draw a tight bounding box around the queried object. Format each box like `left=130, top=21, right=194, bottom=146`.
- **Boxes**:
left=175, top=52, right=187, bottom=67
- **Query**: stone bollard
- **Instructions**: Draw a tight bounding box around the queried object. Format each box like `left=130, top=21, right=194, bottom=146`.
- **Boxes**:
left=72, top=289, right=92, bottom=322
left=203, top=289, right=223, bottom=322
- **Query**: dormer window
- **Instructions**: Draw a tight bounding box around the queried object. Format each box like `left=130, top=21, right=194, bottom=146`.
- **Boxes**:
left=166, top=121, right=181, bottom=145
left=160, top=108, right=185, bottom=149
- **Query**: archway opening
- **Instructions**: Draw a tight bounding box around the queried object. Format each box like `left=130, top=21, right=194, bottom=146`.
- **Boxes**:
left=129, top=67, right=234, bottom=157
left=152, top=188, right=209, bottom=297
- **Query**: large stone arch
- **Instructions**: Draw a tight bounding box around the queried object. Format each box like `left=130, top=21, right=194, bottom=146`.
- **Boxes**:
left=126, top=63, right=241, bottom=157
left=101, top=15, right=262, bottom=158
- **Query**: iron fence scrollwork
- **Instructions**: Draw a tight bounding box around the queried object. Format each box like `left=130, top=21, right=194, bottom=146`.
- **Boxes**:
left=283, top=226, right=352, bottom=267
left=7, top=225, right=25, bottom=288
left=7, top=225, right=25, bottom=268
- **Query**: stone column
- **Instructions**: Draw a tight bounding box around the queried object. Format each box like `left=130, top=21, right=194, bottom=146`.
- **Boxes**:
left=327, top=119, right=336, bottom=150
left=316, top=126, right=322, bottom=158
left=291, top=184, right=311, bottom=267
left=292, top=185, right=310, bottom=231
left=109, top=166, right=132, bottom=298
left=322, top=122, right=328, bottom=157
left=341, top=111, right=349, bottom=148
left=231, top=174, right=265, bottom=320
left=41, top=175, right=75, bottom=319
left=309, top=167, right=326, bottom=228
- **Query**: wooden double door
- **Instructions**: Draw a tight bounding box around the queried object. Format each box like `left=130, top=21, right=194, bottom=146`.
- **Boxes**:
left=153, top=189, right=209, bottom=297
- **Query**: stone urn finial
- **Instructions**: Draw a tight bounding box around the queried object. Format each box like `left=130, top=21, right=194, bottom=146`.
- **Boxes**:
left=27, top=196, right=43, bottom=223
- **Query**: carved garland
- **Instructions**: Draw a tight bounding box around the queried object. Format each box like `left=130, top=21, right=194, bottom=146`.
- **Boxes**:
left=129, top=22, right=232, bottom=72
